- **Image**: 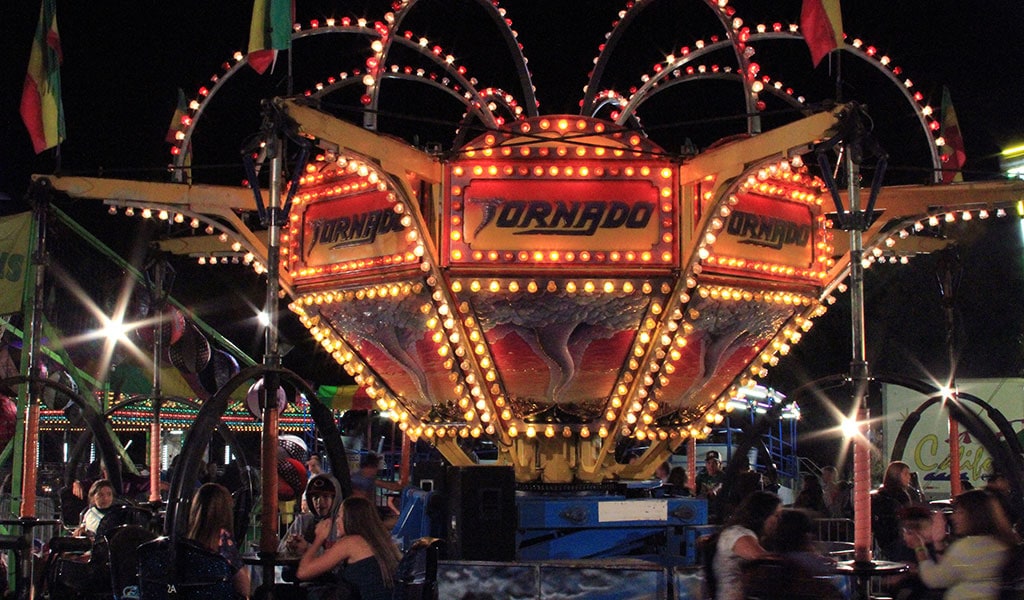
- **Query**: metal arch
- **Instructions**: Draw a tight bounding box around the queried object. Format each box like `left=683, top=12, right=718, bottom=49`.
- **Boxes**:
left=102, top=393, right=257, bottom=478
left=310, top=70, right=495, bottom=142
left=450, top=87, right=531, bottom=151
left=365, top=36, right=501, bottom=130
left=787, top=372, right=1024, bottom=507
left=887, top=389, right=1024, bottom=466
left=740, top=30, right=943, bottom=183
left=614, top=38, right=739, bottom=126
left=892, top=394, right=1024, bottom=520
left=619, top=71, right=811, bottom=126
left=581, top=0, right=667, bottom=112
left=389, top=0, right=538, bottom=118
left=0, top=375, right=124, bottom=497
left=176, top=24, right=499, bottom=176
left=584, top=0, right=758, bottom=133
left=163, top=364, right=350, bottom=538
left=857, top=372, right=1024, bottom=459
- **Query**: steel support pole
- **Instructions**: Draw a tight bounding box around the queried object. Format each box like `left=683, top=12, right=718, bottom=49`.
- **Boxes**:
left=948, top=418, right=962, bottom=496
left=258, top=137, right=284, bottom=593
left=845, top=153, right=873, bottom=567
left=149, top=263, right=165, bottom=504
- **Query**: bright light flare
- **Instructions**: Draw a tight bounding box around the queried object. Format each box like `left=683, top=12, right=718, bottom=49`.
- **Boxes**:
left=98, top=315, right=133, bottom=345
left=840, top=416, right=861, bottom=439
left=257, top=311, right=271, bottom=327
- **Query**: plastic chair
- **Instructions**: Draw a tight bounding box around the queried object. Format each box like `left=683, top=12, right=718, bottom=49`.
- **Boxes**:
left=137, top=537, right=240, bottom=600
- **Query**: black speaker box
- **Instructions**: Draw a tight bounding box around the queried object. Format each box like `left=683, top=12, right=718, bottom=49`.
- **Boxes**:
left=445, top=465, right=516, bottom=561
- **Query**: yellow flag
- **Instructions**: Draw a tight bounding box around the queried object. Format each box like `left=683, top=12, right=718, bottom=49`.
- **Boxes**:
left=0, top=212, right=32, bottom=315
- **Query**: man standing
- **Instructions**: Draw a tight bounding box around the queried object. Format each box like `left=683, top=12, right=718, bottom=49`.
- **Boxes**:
left=306, top=455, right=323, bottom=477
left=695, top=450, right=726, bottom=522
left=695, top=450, right=724, bottom=499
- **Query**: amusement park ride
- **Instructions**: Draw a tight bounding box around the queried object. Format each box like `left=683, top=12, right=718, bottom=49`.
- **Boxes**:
left=7, top=0, right=1024, bottom=596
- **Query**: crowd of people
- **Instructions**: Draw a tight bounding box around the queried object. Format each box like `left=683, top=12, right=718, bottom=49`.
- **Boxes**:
left=53, top=449, right=407, bottom=600
left=49, top=442, right=1024, bottom=600
left=695, top=455, right=1024, bottom=600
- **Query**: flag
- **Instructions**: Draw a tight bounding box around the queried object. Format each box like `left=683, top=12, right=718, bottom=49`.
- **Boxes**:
left=940, top=86, right=966, bottom=183
left=801, top=0, right=844, bottom=67
left=20, top=0, right=65, bottom=154
left=165, top=88, right=188, bottom=144
left=0, top=212, right=33, bottom=315
left=317, top=384, right=372, bottom=411
left=248, top=0, right=292, bottom=74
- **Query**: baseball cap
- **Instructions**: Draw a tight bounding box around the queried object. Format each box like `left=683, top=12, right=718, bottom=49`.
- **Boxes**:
left=705, top=451, right=721, bottom=461
left=306, top=476, right=336, bottom=496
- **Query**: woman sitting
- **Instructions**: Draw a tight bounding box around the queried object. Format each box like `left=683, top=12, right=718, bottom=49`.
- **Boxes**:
left=297, top=495, right=402, bottom=600
left=747, top=508, right=843, bottom=599
left=903, top=489, right=1018, bottom=600
left=186, top=482, right=250, bottom=599
left=709, top=490, right=782, bottom=600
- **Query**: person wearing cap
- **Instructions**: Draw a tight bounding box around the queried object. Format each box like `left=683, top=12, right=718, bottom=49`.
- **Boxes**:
left=696, top=451, right=725, bottom=499
left=280, top=473, right=342, bottom=556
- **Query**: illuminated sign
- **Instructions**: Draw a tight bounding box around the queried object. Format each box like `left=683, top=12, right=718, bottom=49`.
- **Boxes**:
left=291, top=190, right=411, bottom=277
left=710, top=192, right=818, bottom=279
left=448, top=170, right=677, bottom=268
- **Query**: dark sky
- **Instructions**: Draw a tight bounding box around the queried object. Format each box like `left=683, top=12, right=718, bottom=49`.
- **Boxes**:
left=2, top=1, right=1023, bottom=459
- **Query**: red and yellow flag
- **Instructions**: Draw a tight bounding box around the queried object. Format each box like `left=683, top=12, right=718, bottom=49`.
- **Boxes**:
left=248, top=0, right=293, bottom=74
left=940, top=86, right=966, bottom=183
left=165, top=88, right=188, bottom=144
left=801, top=0, right=844, bottom=68
left=20, top=0, right=65, bottom=154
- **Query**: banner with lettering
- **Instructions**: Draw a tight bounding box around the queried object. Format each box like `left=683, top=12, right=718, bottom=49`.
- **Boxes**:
left=0, top=212, right=32, bottom=315
left=882, top=378, right=1024, bottom=499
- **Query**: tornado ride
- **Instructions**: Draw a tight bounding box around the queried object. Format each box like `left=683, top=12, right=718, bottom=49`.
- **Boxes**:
left=26, top=0, right=1024, bottom=583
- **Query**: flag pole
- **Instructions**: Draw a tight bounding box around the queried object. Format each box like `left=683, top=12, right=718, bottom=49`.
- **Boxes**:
left=834, top=46, right=843, bottom=103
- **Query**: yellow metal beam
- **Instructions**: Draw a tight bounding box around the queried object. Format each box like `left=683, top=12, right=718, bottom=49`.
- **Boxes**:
left=33, top=174, right=256, bottom=212
left=277, top=97, right=443, bottom=184
left=827, top=179, right=1024, bottom=281
left=30, top=174, right=283, bottom=289
left=679, top=105, right=845, bottom=188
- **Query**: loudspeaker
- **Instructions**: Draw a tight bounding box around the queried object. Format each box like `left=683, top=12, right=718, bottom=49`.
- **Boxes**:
left=445, top=465, right=516, bottom=561
left=412, top=461, right=447, bottom=494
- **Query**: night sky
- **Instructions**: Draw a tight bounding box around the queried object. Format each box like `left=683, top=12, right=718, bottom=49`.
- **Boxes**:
left=2, top=1, right=1023, bottom=465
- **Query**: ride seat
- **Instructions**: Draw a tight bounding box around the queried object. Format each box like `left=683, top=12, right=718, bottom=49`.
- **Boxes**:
left=107, top=525, right=159, bottom=600
left=999, top=542, right=1024, bottom=600
left=137, top=537, right=239, bottom=600
left=393, top=537, right=445, bottom=600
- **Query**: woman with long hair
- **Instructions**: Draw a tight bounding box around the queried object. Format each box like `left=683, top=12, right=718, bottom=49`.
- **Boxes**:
left=708, top=490, right=782, bottom=600
left=297, top=495, right=402, bottom=600
left=186, top=482, right=250, bottom=599
left=904, top=489, right=1019, bottom=599
left=873, top=460, right=917, bottom=559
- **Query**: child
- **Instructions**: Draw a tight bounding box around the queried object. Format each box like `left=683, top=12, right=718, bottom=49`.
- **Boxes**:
left=74, top=479, right=116, bottom=538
